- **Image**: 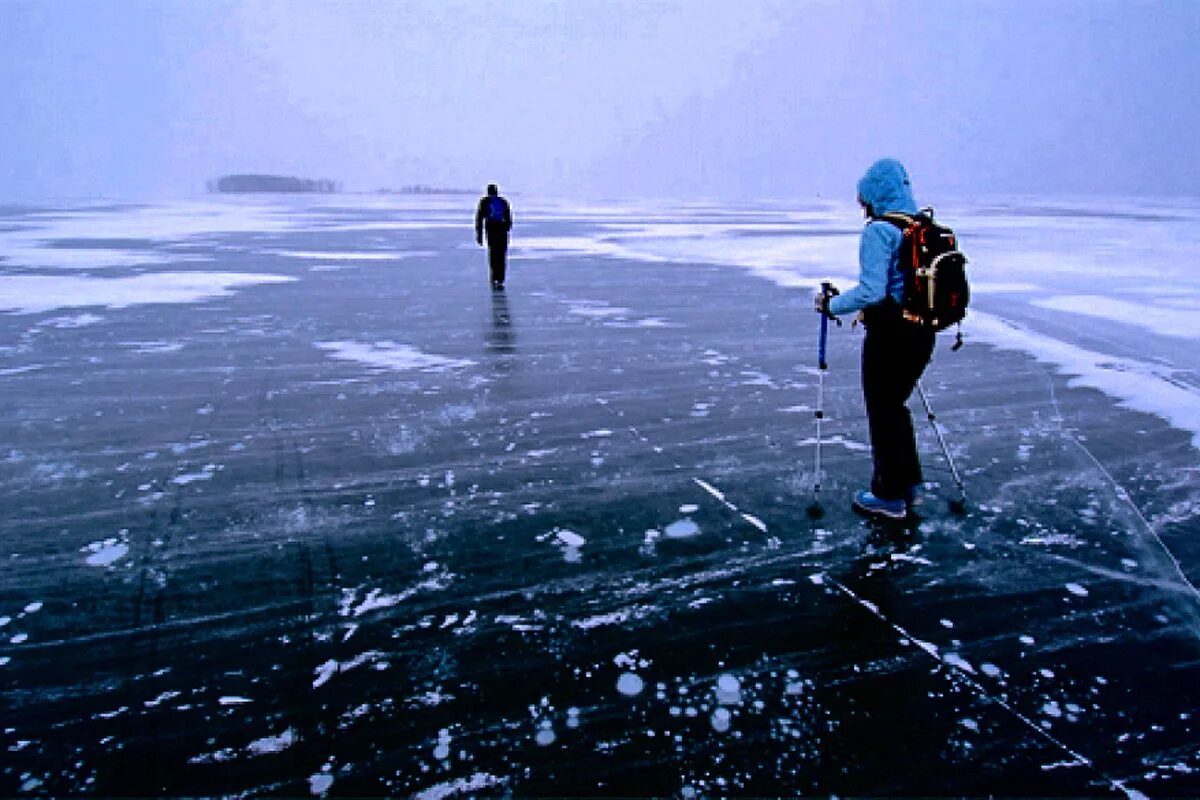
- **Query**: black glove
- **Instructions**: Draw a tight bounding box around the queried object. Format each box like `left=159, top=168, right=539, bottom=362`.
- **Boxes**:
left=813, top=284, right=840, bottom=316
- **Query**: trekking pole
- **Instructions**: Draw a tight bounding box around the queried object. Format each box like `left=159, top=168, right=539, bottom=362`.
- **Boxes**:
left=807, top=282, right=840, bottom=519
left=915, top=380, right=967, bottom=514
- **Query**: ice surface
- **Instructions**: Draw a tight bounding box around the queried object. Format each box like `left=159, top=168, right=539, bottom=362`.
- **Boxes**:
left=0, top=196, right=1197, bottom=798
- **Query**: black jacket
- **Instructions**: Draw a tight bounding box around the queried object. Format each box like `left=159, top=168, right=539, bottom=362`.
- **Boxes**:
left=475, top=195, right=513, bottom=241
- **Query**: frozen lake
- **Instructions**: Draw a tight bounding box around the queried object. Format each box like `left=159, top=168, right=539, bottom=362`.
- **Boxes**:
left=1, top=195, right=1198, bottom=796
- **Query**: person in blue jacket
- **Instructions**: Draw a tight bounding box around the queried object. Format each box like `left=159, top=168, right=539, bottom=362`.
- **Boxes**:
left=475, top=184, right=513, bottom=289
left=815, top=158, right=935, bottom=519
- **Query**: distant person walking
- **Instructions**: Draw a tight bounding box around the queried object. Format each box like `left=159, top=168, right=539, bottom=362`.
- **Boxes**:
left=475, top=184, right=513, bottom=290
left=815, top=158, right=935, bottom=520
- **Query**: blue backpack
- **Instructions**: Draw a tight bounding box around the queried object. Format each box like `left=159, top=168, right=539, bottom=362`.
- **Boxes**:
left=486, top=196, right=506, bottom=223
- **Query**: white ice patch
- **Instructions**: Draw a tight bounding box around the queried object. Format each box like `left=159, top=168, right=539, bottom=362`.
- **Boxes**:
left=1021, top=532, right=1087, bottom=547
left=1065, top=582, right=1090, bottom=597
left=274, top=250, right=408, bottom=261
left=796, top=434, right=870, bottom=452
left=83, top=535, right=130, bottom=567
left=567, top=301, right=630, bottom=319
left=172, top=464, right=219, bottom=485
left=316, top=341, right=474, bottom=373
left=968, top=310, right=1200, bottom=449
left=1035, top=295, right=1200, bottom=340
left=0, top=365, right=42, bottom=376
left=40, top=313, right=103, bottom=328
left=0, top=273, right=295, bottom=315
left=247, top=728, right=296, bottom=756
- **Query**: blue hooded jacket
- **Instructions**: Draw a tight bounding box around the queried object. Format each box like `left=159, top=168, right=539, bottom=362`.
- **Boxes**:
left=827, top=158, right=918, bottom=317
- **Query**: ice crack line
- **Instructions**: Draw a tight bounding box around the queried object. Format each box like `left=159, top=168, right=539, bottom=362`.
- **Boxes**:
left=691, top=477, right=768, bottom=533
left=822, top=574, right=1147, bottom=800
left=1039, top=366, right=1200, bottom=611
left=594, top=398, right=769, bottom=535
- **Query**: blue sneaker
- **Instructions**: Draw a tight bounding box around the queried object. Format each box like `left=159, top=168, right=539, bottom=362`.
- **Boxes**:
left=852, top=490, right=908, bottom=520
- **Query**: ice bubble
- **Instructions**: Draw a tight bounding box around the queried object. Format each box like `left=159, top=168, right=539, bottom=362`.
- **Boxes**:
left=981, top=663, right=1003, bottom=678
left=433, top=729, right=452, bottom=760
left=664, top=519, right=700, bottom=539
left=555, top=529, right=586, bottom=548
left=85, top=542, right=129, bottom=567
left=1065, top=583, right=1089, bottom=597
left=23, top=602, right=42, bottom=614
left=715, top=674, right=742, bottom=705
left=535, top=720, right=556, bottom=746
left=566, top=707, right=581, bottom=729
left=617, top=673, right=645, bottom=697
left=711, top=707, right=732, bottom=733
left=1019, top=634, right=1036, bottom=645
left=679, top=504, right=699, bottom=514
left=308, top=773, right=334, bottom=796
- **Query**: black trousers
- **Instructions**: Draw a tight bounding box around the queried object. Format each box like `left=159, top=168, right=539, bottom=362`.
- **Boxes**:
left=486, top=227, right=508, bottom=284
left=861, top=317, right=936, bottom=501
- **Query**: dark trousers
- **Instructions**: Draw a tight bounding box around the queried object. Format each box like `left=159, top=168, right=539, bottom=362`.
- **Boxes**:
left=861, top=317, right=935, bottom=500
left=486, top=227, right=508, bottom=284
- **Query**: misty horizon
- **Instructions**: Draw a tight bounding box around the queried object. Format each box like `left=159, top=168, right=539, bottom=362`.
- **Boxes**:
left=3, top=0, right=1199, bottom=203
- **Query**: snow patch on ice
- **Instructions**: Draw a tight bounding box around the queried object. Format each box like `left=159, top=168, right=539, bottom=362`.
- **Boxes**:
left=0, top=273, right=295, bottom=315
left=969, top=310, right=1200, bottom=449
left=1035, top=295, right=1200, bottom=340
left=316, top=341, right=474, bottom=373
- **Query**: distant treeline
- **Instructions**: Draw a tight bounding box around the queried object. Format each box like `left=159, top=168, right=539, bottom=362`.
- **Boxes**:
left=377, top=185, right=475, bottom=196
left=209, top=174, right=339, bottom=194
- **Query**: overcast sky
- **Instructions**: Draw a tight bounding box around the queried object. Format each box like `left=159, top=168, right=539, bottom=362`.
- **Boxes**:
left=2, top=0, right=1197, bottom=201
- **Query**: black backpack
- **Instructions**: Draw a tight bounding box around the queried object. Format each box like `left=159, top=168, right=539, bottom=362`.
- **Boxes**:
left=880, top=208, right=969, bottom=336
